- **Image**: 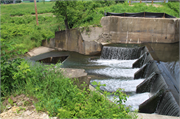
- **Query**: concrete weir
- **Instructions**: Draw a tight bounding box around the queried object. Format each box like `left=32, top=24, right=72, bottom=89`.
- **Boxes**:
left=133, top=46, right=180, bottom=116
left=39, top=16, right=180, bottom=117
left=99, top=16, right=179, bottom=44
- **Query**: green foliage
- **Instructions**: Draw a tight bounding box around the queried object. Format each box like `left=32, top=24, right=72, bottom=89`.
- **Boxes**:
left=1, top=58, right=25, bottom=97
left=1, top=14, right=56, bottom=53
left=1, top=2, right=55, bottom=16
left=1, top=57, right=133, bottom=118
left=52, top=0, right=85, bottom=29
left=8, top=98, right=14, bottom=106
left=94, top=0, right=116, bottom=7
left=165, top=2, right=179, bottom=17
left=99, top=2, right=179, bottom=17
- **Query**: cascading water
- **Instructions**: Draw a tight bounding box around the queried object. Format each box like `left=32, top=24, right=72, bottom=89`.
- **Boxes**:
left=133, top=43, right=180, bottom=116
left=101, top=46, right=142, bottom=60
left=89, top=46, right=150, bottom=111
left=30, top=43, right=179, bottom=116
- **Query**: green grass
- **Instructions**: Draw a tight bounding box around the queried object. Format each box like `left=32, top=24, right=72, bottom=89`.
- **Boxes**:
left=1, top=14, right=58, bottom=52
left=1, top=2, right=55, bottom=16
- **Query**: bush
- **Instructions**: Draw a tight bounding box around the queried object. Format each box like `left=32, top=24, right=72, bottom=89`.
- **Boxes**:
left=1, top=56, right=134, bottom=118
left=166, top=2, right=179, bottom=17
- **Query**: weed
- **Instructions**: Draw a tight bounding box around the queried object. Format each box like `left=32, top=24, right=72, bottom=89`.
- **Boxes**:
left=8, top=98, right=14, bottom=106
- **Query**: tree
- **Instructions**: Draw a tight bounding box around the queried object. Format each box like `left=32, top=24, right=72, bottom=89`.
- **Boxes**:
left=53, top=0, right=82, bottom=30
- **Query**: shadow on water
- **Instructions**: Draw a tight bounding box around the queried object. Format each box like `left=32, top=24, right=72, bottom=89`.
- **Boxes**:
left=145, top=43, right=180, bottom=105
left=144, top=43, right=179, bottom=62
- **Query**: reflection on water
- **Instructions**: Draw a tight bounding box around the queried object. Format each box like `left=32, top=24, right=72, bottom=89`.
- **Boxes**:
left=144, top=43, right=179, bottom=62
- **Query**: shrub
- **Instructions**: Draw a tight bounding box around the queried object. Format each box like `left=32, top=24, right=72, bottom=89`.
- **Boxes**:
left=1, top=56, right=134, bottom=118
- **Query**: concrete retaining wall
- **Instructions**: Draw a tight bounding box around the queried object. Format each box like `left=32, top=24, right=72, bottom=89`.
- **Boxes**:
left=42, top=29, right=102, bottom=55
left=99, top=16, right=179, bottom=43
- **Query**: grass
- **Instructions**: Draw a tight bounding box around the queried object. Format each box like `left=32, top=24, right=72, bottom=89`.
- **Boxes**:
left=1, top=2, right=55, bottom=16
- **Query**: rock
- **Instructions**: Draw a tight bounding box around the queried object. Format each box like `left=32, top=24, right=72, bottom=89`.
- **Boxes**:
left=60, top=68, right=91, bottom=90
left=6, top=104, right=11, bottom=110
left=22, top=110, right=33, bottom=116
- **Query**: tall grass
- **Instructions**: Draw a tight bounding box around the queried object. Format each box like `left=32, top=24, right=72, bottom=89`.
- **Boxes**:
left=1, top=2, right=55, bottom=16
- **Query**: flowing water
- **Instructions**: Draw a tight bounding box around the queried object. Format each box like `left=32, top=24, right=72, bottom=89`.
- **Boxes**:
left=30, top=43, right=179, bottom=114
left=88, top=58, right=150, bottom=111
left=58, top=45, right=150, bottom=111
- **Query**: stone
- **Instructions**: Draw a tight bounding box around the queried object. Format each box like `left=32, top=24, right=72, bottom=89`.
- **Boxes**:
left=22, top=110, right=33, bottom=116
left=60, top=68, right=91, bottom=90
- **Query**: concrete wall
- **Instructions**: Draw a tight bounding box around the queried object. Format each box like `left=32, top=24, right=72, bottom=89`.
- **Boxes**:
left=42, top=29, right=102, bottom=55
left=99, top=16, right=179, bottom=44
left=81, top=27, right=102, bottom=41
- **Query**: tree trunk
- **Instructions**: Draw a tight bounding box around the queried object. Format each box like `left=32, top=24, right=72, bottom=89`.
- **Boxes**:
left=64, top=15, right=69, bottom=30
left=13, top=0, right=16, bottom=4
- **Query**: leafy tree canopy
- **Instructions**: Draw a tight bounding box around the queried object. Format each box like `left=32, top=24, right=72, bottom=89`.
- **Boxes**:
left=52, top=0, right=84, bottom=30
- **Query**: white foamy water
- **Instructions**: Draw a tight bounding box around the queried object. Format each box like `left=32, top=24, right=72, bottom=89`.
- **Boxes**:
left=91, top=79, right=145, bottom=92
left=89, top=58, right=149, bottom=111
left=108, top=92, right=150, bottom=111
left=89, top=68, right=139, bottom=78
left=90, top=59, right=137, bottom=68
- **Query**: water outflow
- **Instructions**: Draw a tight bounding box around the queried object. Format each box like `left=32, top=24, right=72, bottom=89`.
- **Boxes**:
left=89, top=46, right=149, bottom=111
left=101, top=46, right=142, bottom=60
